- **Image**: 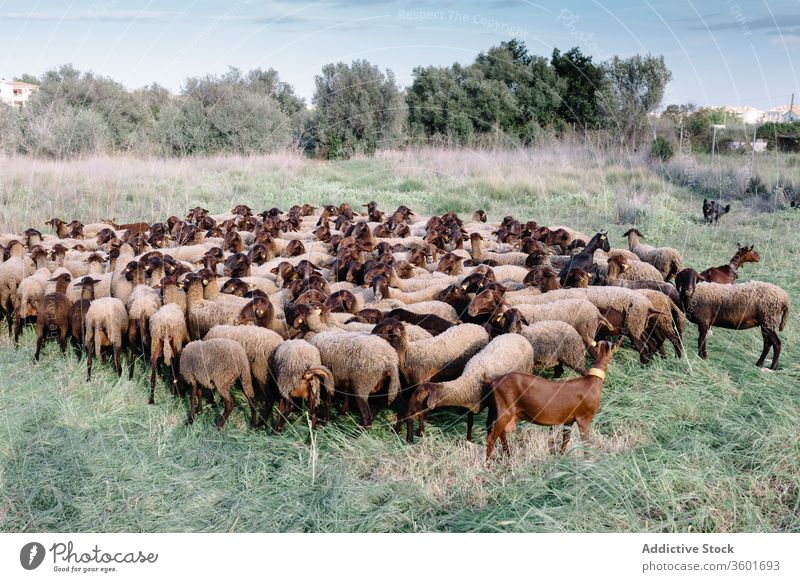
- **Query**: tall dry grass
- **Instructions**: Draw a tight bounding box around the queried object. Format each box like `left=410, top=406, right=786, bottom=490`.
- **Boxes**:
left=0, top=153, right=307, bottom=231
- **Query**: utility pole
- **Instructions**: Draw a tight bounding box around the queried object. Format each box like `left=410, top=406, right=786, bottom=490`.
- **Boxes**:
left=751, top=125, right=757, bottom=195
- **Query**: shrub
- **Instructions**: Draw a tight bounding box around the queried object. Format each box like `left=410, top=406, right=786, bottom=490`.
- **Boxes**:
left=20, top=106, right=110, bottom=158
left=650, top=136, right=674, bottom=161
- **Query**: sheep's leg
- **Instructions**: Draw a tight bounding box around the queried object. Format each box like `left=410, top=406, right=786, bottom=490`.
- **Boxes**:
left=172, top=353, right=184, bottom=397
left=355, top=396, right=372, bottom=428
left=323, top=391, right=332, bottom=424
left=71, top=336, right=82, bottom=358
left=466, top=411, right=475, bottom=442
left=149, top=352, right=160, bottom=405
left=113, top=344, right=122, bottom=377
left=274, top=399, right=288, bottom=433
left=308, top=390, right=318, bottom=430
left=552, top=364, right=564, bottom=379
left=86, top=349, right=94, bottom=380
left=216, top=389, right=233, bottom=429
left=58, top=327, right=68, bottom=353
left=669, top=331, right=683, bottom=358
left=34, top=331, right=45, bottom=362
left=769, top=330, right=781, bottom=370
left=417, top=414, right=425, bottom=437
left=4, top=307, right=12, bottom=338
left=697, top=324, right=710, bottom=359
left=756, top=328, right=772, bottom=367
left=631, top=336, right=650, bottom=364
left=187, top=383, right=197, bottom=424
left=13, top=314, right=23, bottom=346
left=127, top=333, right=137, bottom=380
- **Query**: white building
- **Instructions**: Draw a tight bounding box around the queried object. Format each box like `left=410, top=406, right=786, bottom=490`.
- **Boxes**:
left=762, top=105, right=800, bottom=123
left=722, top=106, right=763, bottom=125
left=0, top=79, right=38, bottom=107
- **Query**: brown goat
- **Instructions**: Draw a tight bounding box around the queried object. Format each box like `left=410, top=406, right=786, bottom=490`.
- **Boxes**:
left=699, top=243, right=760, bottom=284
left=486, top=341, right=615, bottom=459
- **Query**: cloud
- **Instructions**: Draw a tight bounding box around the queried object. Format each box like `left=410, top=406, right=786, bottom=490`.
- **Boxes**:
left=0, top=11, right=178, bottom=23
left=689, top=13, right=800, bottom=35
left=274, top=0, right=401, bottom=6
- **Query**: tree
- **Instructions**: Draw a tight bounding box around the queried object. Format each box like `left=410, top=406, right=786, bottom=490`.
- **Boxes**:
left=158, top=67, right=292, bottom=155
left=551, top=47, right=604, bottom=128
left=600, top=54, right=672, bottom=143
left=13, top=73, right=40, bottom=85
left=311, top=59, right=405, bottom=158
left=406, top=39, right=564, bottom=145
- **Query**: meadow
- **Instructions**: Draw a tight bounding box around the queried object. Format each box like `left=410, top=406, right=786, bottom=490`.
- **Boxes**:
left=0, top=145, right=798, bottom=532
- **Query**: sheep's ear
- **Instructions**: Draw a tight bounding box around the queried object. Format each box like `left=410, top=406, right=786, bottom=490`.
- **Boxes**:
left=425, top=387, right=440, bottom=410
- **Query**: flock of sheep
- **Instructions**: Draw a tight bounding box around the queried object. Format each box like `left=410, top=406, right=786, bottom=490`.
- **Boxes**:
left=0, top=203, right=791, bottom=457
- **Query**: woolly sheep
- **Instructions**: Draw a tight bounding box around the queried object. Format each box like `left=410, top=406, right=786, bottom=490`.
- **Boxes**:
left=518, top=320, right=588, bottom=376
left=184, top=274, right=246, bottom=339
left=180, top=338, right=258, bottom=428
left=147, top=277, right=190, bottom=404
left=623, top=228, right=682, bottom=281
left=204, top=324, right=284, bottom=396
left=308, top=329, right=401, bottom=427
left=377, top=320, right=490, bottom=442
left=85, top=296, right=129, bottom=380
left=639, top=289, right=685, bottom=358
left=501, top=287, right=660, bottom=362
left=676, top=270, right=789, bottom=369
left=407, top=333, right=534, bottom=440
left=507, top=298, right=608, bottom=352
left=268, top=339, right=335, bottom=429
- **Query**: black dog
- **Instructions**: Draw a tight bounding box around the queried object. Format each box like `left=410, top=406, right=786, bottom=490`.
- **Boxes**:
left=702, top=198, right=730, bottom=224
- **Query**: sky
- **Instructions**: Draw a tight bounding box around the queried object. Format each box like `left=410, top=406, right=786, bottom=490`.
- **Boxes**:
left=1, top=0, right=798, bottom=110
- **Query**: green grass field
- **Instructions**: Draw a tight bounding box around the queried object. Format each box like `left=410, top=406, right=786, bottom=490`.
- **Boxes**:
left=1, top=146, right=798, bottom=532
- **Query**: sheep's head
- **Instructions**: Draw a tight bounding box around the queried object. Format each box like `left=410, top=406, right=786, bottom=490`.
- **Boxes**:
left=499, top=308, right=528, bottom=334
left=371, top=275, right=390, bottom=302
left=371, top=318, right=405, bottom=351
left=407, top=383, right=440, bottom=418
left=222, top=278, right=249, bottom=297
left=467, top=288, right=502, bottom=318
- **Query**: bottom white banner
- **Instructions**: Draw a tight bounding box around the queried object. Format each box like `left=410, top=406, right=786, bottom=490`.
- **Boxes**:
left=1, top=533, right=797, bottom=580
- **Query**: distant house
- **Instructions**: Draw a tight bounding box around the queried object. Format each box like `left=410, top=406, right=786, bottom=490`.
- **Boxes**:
left=762, top=104, right=800, bottom=123
left=0, top=79, right=38, bottom=107
left=723, top=105, right=763, bottom=125
left=727, top=139, right=767, bottom=153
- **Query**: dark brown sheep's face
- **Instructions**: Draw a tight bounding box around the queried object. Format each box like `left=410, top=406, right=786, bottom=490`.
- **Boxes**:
left=196, top=268, right=215, bottom=287
left=407, top=385, right=433, bottom=418
left=222, top=278, right=249, bottom=297
left=501, top=308, right=528, bottom=334
left=371, top=318, right=404, bottom=350
left=674, top=269, right=698, bottom=307
left=48, top=273, right=72, bottom=284
left=467, top=289, right=501, bottom=318
left=372, top=276, right=390, bottom=302
left=356, top=309, right=384, bottom=324
left=76, top=277, right=102, bottom=289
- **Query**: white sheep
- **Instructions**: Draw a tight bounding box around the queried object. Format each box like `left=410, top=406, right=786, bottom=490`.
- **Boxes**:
left=407, top=333, right=534, bottom=441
